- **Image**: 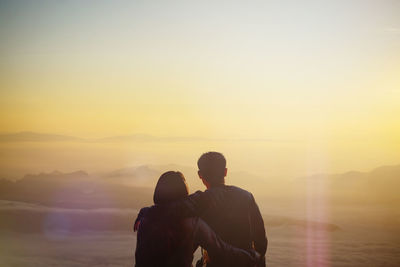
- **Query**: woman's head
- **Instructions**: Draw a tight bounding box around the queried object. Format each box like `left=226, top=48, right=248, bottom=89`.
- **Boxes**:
left=153, top=171, right=189, bottom=205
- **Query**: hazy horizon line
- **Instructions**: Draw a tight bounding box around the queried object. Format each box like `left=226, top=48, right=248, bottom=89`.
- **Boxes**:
left=0, top=131, right=302, bottom=144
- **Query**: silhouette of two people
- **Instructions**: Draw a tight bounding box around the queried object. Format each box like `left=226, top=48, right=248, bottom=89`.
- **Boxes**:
left=134, top=152, right=267, bottom=267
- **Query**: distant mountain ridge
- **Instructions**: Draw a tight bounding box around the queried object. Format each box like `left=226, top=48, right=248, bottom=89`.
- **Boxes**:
left=294, top=164, right=400, bottom=205
left=22, top=170, right=89, bottom=180
left=0, top=132, right=87, bottom=142
left=0, top=163, right=398, bottom=209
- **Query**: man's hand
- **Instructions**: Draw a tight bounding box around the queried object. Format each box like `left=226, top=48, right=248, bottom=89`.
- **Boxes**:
left=133, top=207, right=150, bottom=232
left=133, top=219, right=140, bottom=232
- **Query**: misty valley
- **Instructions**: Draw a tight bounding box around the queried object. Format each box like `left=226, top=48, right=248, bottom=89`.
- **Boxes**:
left=0, top=165, right=399, bottom=266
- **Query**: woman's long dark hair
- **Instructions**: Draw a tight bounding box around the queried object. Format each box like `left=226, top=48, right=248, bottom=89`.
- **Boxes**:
left=137, top=171, right=190, bottom=265
left=153, top=171, right=189, bottom=205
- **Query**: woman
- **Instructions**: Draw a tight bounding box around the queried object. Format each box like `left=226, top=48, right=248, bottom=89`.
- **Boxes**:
left=134, top=171, right=260, bottom=267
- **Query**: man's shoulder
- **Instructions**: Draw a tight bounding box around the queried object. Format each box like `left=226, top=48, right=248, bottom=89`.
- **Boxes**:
left=225, top=185, right=254, bottom=198
left=206, top=185, right=254, bottom=201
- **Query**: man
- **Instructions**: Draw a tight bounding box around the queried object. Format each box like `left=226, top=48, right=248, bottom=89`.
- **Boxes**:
left=135, top=152, right=267, bottom=266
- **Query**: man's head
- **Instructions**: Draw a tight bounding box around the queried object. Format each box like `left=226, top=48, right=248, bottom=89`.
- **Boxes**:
left=197, top=152, right=227, bottom=188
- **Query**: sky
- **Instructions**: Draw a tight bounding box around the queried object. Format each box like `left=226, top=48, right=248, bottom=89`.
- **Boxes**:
left=0, top=0, right=399, bottom=177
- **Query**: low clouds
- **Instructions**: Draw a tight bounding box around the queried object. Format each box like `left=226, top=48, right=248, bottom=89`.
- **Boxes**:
left=1, top=224, right=399, bottom=267
left=0, top=232, right=136, bottom=267
left=0, top=201, right=138, bottom=233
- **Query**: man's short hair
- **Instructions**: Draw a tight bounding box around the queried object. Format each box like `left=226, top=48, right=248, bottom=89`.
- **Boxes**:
left=197, top=152, right=226, bottom=185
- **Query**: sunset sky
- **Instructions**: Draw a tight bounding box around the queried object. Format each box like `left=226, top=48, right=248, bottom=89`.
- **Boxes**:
left=0, top=0, right=399, bottom=177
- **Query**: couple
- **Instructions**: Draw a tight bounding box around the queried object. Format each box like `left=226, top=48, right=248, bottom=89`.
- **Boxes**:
left=134, top=152, right=267, bottom=267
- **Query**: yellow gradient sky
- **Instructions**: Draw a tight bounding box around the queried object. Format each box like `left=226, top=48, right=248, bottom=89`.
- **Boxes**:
left=0, top=0, right=399, bottom=177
